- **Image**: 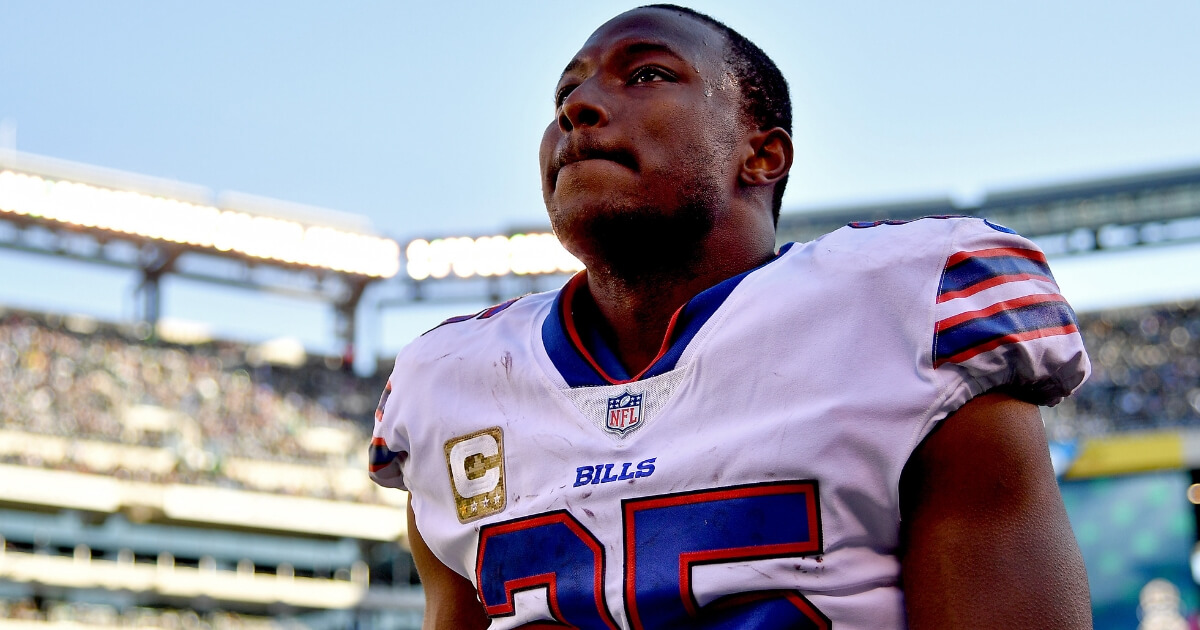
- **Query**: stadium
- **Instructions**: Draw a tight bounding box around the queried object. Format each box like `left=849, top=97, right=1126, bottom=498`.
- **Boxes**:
left=2, top=151, right=1198, bottom=629
left=4, top=2, right=1200, bottom=629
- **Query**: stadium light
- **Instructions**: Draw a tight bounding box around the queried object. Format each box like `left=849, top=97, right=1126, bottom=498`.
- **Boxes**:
left=0, top=170, right=401, bottom=278
left=405, top=232, right=583, bottom=281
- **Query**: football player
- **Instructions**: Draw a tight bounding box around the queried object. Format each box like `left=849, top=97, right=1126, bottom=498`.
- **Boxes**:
left=371, top=5, right=1092, bottom=628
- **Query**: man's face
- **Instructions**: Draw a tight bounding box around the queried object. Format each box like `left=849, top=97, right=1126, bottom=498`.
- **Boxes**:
left=539, top=8, right=748, bottom=266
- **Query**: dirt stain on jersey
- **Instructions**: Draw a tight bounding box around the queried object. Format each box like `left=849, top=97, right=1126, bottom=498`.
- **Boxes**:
left=491, top=388, right=509, bottom=417
left=500, top=351, right=513, bottom=379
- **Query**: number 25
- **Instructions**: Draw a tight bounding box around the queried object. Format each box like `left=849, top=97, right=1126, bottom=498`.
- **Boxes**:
left=475, top=480, right=830, bottom=629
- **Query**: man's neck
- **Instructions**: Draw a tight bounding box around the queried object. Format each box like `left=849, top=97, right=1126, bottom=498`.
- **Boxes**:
left=578, top=239, right=776, bottom=376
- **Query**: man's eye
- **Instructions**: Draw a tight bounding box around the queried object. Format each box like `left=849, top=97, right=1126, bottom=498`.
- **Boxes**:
left=630, top=66, right=672, bottom=84
left=555, top=85, right=576, bottom=108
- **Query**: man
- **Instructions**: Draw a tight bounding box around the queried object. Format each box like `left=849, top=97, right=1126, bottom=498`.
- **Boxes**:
left=370, top=5, right=1093, bottom=628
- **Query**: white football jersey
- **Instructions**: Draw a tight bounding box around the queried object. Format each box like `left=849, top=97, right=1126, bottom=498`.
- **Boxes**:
left=370, top=217, right=1090, bottom=629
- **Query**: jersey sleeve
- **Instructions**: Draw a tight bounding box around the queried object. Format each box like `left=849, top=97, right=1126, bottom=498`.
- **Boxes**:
left=932, top=220, right=1091, bottom=407
left=368, top=376, right=410, bottom=490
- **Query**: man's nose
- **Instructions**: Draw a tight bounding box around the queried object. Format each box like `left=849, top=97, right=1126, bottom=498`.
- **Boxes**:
left=559, top=80, right=609, bottom=132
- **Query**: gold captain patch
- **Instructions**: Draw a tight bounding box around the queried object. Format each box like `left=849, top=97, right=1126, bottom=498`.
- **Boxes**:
left=444, top=427, right=506, bottom=523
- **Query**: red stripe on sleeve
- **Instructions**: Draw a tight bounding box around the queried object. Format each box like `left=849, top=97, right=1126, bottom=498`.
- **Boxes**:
left=944, top=246, right=1048, bottom=268
left=936, top=272, right=1053, bottom=303
left=935, top=293, right=1067, bottom=331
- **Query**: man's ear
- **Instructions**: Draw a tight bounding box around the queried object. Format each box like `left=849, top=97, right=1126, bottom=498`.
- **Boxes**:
left=739, top=127, right=793, bottom=187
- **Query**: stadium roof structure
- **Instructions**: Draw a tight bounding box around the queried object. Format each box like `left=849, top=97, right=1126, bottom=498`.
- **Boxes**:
left=5, top=149, right=1200, bottom=349
left=0, top=150, right=401, bottom=350
left=774, top=163, right=1200, bottom=253
left=385, top=162, right=1200, bottom=310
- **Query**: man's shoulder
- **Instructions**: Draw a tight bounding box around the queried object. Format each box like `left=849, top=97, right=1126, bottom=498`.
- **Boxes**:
left=771, top=216, right=967, bottom=279
left=791, top=215, right=1030, bottom=272
left=822, top=214, right=1005, bottom=246
left=392, top=290, right=555, bottom=371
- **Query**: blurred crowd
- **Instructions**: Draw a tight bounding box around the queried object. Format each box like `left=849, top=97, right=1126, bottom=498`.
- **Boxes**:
left=1044, top=300, right=1200, bottom=441
left=0, top=597, right=293, bottom=629
left=0, top=308, right=386, bottom=501
left=3, top=298, right=1197, bottom=496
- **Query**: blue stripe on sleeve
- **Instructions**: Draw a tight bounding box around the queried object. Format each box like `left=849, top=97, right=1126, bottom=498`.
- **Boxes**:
left=935, top=300, right=1079, bottom=363
left=939, top=255, right=1054, bottom=296
left=369, top=443, right=400, bottom=467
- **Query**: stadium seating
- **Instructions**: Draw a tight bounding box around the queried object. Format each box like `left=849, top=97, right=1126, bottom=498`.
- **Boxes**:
left=4, top=299, right=1199, bottom=490
left=1044, top=300, right=1200, bottom=439
left=0, top=306, right=419, bottom=628
left=0, top=308, right=388, bottom=503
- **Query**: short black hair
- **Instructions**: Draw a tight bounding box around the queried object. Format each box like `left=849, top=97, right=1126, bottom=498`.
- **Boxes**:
left=641, top=4, right=792, bottom=224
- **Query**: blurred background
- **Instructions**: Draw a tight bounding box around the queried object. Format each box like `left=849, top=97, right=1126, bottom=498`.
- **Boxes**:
left=2, top=1, right=1200, bottom=628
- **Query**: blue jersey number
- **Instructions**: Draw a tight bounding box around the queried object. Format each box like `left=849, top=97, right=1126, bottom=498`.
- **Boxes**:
left=476, top=481, right=829, bottom=628
left=475, top=511, right=620, bottom=629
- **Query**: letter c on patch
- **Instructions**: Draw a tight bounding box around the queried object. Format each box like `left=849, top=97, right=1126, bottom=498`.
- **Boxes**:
left=443, top=427, right=506, bottom=523
left=449, top=433, right=501, bottom=497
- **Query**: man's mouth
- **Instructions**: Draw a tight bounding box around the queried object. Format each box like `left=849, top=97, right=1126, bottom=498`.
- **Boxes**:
left=554, top=146, right=638, bottom=182
left=566, top=152, right=636, bottom=169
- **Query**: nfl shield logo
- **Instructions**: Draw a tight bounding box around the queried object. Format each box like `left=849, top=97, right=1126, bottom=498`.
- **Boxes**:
left=606, top=391, right=643, bottom=434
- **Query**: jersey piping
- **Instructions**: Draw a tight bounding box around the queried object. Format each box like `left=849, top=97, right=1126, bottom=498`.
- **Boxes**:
left=541, top=243, right=796, bottom=388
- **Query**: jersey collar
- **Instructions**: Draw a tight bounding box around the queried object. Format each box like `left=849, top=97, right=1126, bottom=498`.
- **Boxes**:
left=541, top=244, right=794, bottom=388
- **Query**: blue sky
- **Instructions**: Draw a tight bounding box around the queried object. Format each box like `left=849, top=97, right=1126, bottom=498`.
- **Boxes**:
left=3, top=1, right=1200, bottom=364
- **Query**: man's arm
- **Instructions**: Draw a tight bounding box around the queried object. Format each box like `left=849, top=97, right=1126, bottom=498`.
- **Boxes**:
left=407, top=501, right=489, bottom=630
left=899, top=392, right=1091, bottom=629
